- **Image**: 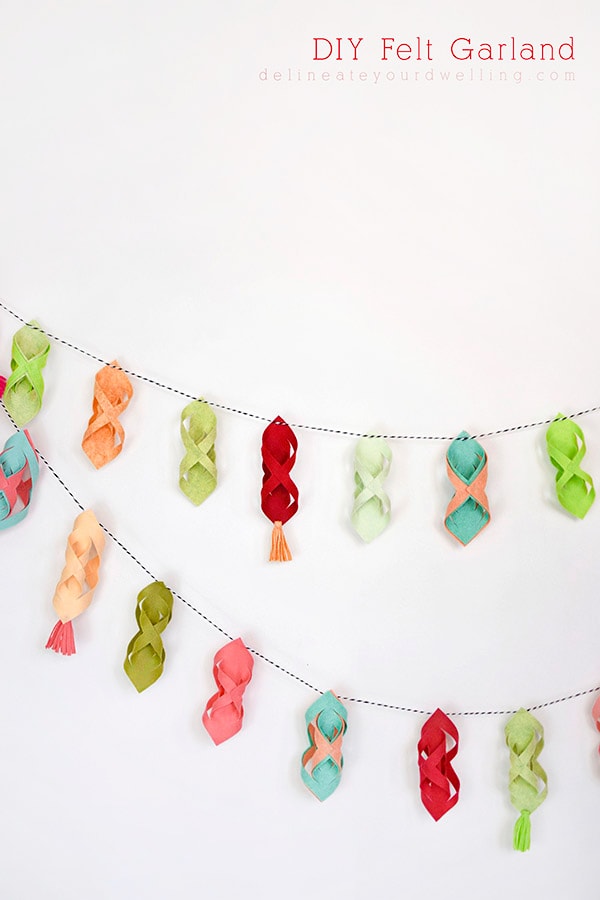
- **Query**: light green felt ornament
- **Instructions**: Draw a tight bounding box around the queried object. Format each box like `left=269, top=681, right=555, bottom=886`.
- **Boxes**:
left=505, top=708, right=548, bottom=852
left=3, top=320, right=50, bottom=426
left=351, top=436, right=392, bottom=542
left=546, top=414, right=595, bottom=519
left=179, top=399, right=217, bottom=505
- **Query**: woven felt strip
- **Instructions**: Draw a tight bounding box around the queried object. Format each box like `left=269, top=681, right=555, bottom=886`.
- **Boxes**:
left=3, top=320, right=50, bottom=426
left=81, top=360, right=133, bottom=469
left=546, top=414, right=595, bottom=519
left=46, top=509, right=105, bottom=656
left=123, top=581, right=173, bottom=692
left=179, top=399, right=217, bottom=505
left=261, top=415, right=298, bottom=561
left=417, top=708, right=460, bottom=821
left=0, top=430, right=39, bottom=531
left=505, top=708, right=548, bottom=852
left=301, top=690, right=347, bottom=802
left=202, top=638, right=254, bottom=745
left=351, top=436, right=392, bottom=542
left=444, top=431, right=490, bottom=545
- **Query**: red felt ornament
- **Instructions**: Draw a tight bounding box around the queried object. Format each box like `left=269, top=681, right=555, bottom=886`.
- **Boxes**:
left=261, top=415, right=298, bottom=561
left=417, top=708, right=460, bottom=821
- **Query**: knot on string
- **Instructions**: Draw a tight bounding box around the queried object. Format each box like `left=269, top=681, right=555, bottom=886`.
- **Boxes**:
left=202, top=638, right=254, bottom=745
left=546, top=413, right=595, bottom=518
left=444, top=430, right=490, bottom=545
left=46, top=509, right=105, bottom=656
left=505, top=708, right=548, bottom=852
left=261, top=415, right=298, bottom=561
left=301, top=690, right=347, bottom=802
left=351, top=435, right=392, bottom=542
left=3, top=320, right=50, bottom=427
left=417, top=708, right=460, bottom=821
left=123, top=581, right=174, bottom=692
left=179, top=399, right=217, bottom=505
left=81, top=360, right=133, bottom=468
left=0, top=430, right=39, bottom=530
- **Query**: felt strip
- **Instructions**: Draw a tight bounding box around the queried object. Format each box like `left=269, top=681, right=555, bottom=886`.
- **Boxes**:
left=546, top=413, right=595, bottom=519
left=179, top=399, right=217, bottom=505
left=444, top=431, right=490, bottom=545
left=301, top=690, right=347, bottom=801
left=261, top=415, right=298, bottom=561
left=417, top=708, right=460, bottom=821
left=46, top=509, right=105, bottom=656
left=123, top=581, right=173, bottom=692
left=0, top=375, right=6, bottom=399
left=0, top=430, right=39, bottom=530
left=202, top=638, right=254, bottom=745
left=81, top=361, right=133, bottom=469
left=592, top=696, right=600, bottom=754
left=3, top=321, right=50, bottom=426
left=351, top=436, right=392, bottom=542
left=505, top=708, right=548, bottom=851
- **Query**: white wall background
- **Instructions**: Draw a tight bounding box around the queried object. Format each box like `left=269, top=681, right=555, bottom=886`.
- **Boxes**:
left=1, top=2, right=599, bottom=898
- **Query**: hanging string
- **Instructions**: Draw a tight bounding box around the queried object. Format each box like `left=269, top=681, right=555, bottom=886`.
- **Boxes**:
left=9, top=412, right=600, bottom=717
left=1, top=299, right=599, bottom=441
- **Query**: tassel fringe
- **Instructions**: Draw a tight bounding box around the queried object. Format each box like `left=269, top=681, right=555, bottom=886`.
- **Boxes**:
left=270, top=521, right=292, bottom=562
left=513, top=810, right=531, bottom=852
left=46, top=620, right=76, bottom=656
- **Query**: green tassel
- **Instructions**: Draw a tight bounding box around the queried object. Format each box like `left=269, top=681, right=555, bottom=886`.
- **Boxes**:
left=513, top=810, right=531, bottom=852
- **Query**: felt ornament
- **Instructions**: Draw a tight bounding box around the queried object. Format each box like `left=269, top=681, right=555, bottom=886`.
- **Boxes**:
left=592, top=696, right=600, bottom=754
left=0, top=430, right=39, bottom=530
left=444, top=431, right=490, bottom=545
left=81, top=361, right=133, bottom=468
left=46, top=509, right=105, bottom=656
left=301, top=690, right=347, bottom=802
left=351, top=436, right=392, bottom=542
left=202, top=638, right=254, bottom=745
left=417, top=708, right=460, bottom=820
left=179, top=399, right=217, bottom=505
left=546, top=414, right=595, bottom=518
left=123, top=581, right=173, bottom=692
left=505, top=708, right=548, bottom=852
left=3, top=320, right=50, bottom=426
left=261, top=415, right=298, bottom=561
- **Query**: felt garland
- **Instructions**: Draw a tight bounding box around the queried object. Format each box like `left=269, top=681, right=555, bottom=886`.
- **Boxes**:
left=3, top=320, right=50, bottom=427
left=46, top=509, right=105, bottom=656
left=301, top=690, right=347, bottom=801
left=261, top=415, right=298, bottom=561
left=505, top=708, right=548, bottom=852
left=444, top=431, right=490, bottom=545
left=546, top=414, right=595, bottom=519
left=202, top=638, right=254, bottom=745
left=0, top=429, right=39, bottom=530
left=123, top=581, right=173, bottom=692
left=351, top=436, right=392, bottom=542
left=417, top=708, right=460, bottom=821
left=179, top=399, right=217, bottom=505
left=81, top=361, right=133, bottom=469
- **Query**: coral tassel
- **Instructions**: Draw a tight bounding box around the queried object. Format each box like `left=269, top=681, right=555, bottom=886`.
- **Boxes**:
left=270, top=521, right=292, bottom=562
left=45, top=620, right=76, bottom=656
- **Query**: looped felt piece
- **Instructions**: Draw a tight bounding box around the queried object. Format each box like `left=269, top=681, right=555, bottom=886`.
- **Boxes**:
left=261, top=415, right=298, bottom=561
left=0, top=430, right=39, bottom=530
left=81, top=361, right=133, bottom=469
left=444, top=431, right=490, bottom=545
left=546, top=414, right=595, bottom=519
left=505, top=708, right=548, bottom=852
left=3, top=320, right=50, bottom=427
left=351, top=436, right=392, bottom=542
left=417, top=708, right=460, bottom=821
left=202, top=638, right=254, bottom=745
left=123, top=581, right=173, bottom=692
left=46, top=509, right=105, bottom=656
left=301, top=690, right=347, bottom=802
left=179, top=399, right=217, bottom=505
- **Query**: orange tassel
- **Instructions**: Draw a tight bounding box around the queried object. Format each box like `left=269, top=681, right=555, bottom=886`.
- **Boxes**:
left=270, top=520, right=292, bottom=562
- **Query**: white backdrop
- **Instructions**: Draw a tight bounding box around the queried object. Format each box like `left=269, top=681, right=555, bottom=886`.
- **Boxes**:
left=1, top=2, right=599, bottom=898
